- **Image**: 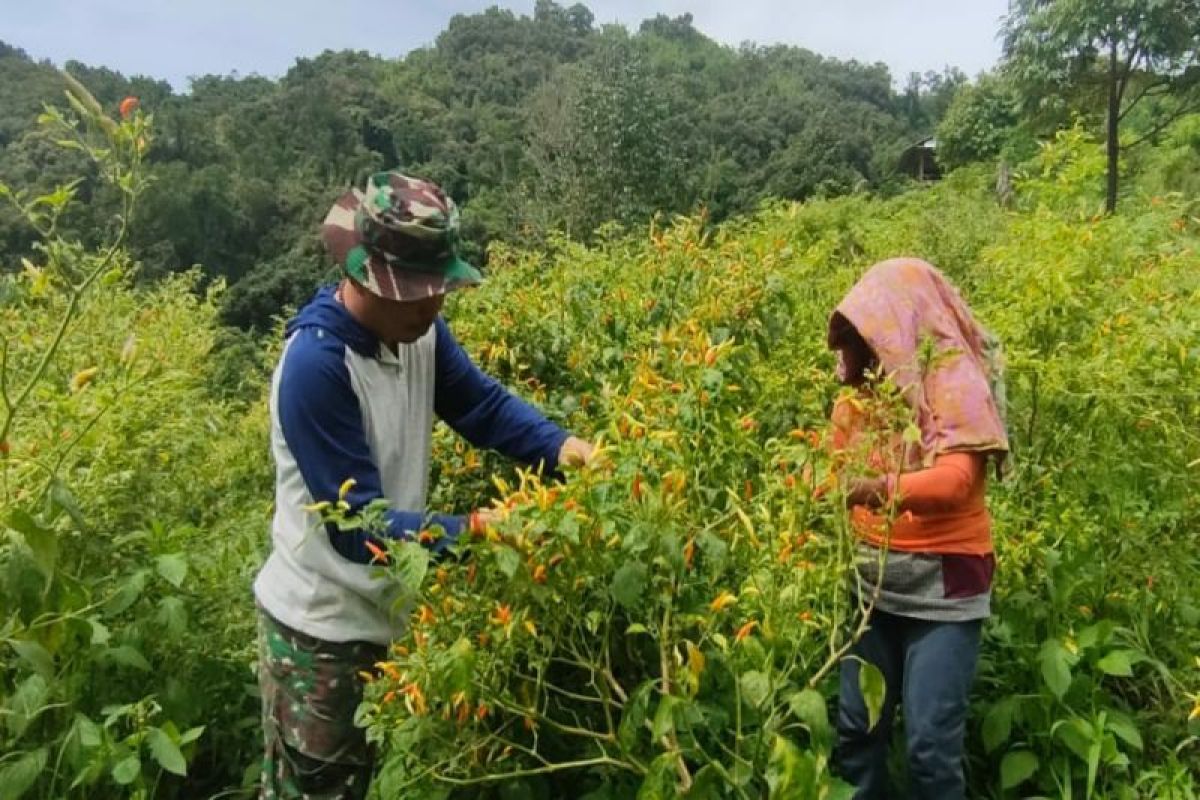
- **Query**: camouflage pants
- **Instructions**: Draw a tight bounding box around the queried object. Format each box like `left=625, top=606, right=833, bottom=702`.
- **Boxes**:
left=257, top=608, right=386, bottom=800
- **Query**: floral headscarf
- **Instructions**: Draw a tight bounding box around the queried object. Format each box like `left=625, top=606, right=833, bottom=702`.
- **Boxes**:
left=830, top=258, right=1009, bottom=472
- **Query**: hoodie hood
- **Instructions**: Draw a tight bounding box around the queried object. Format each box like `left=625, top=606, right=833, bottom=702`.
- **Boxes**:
left=285, top=285, right=378, bottom=358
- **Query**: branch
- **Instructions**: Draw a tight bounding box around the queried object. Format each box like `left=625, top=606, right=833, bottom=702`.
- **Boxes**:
left=31, top=369, right=155, bottom=509
left=602, top=667, right=629, bottom=704
left=513, top=670, right=612, bottom=706
left=806, top=545, right=887, bottom=689
left=1114, top=33, right=1143, bottom=108
left=1118, top=77, right=1172, bottom=122
left=479, top=691, right=616, bottom=744
left=657, top=601, right=693, bottom=793
left=0, top=338, right=11, bottom=413
left=432, top=756, right=641, bottom=786
left=1121, top=98, right=1200, bottom=150
left=807, top=451, right=905, bottom=689
left=0, top=193, right=131, bottom=450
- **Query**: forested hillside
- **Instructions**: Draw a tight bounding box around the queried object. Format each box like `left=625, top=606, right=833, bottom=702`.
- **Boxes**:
left=0, top=2, right=962, bottom=329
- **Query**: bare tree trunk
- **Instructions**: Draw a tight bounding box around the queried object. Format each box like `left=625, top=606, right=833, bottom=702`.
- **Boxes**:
left=1106, top=41, right=1120, bottom=214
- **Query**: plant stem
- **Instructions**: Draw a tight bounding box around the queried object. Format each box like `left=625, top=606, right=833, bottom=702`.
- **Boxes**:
left=0, top=198, right=129, bottom=460
left=658, top=600, right=693, bottom=792
left=434, top=756, right=642, bottom=786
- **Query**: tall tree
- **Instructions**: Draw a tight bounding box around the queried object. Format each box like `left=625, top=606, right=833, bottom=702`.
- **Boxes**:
left=936, top=72, right=1026, bottom=170
left=1004, top=0, right=1200, bottom=212
left=524, top=36, right=686, bottom=238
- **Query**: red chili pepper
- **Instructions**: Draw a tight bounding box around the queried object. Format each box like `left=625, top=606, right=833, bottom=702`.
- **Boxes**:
left=365, top=540, right=388, bottom=564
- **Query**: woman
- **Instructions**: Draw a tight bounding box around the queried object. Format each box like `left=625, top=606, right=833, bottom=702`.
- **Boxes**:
left=827, top=258, right=1008, bottom=799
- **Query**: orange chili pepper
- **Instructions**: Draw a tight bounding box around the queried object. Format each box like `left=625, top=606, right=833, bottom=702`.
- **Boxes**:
left=490, top=604, right=512, bottom=626
left=364, top=540, right=388, bottom=564
left=735, top=620, right=759, bottom=643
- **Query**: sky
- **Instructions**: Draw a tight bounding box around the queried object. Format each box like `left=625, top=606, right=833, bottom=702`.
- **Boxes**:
left=4, top=0, right=1010, bottom=91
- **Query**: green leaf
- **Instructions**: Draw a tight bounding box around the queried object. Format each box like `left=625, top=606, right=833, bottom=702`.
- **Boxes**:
left=617, top=682, right=652, bottom=750
left=1000, top=750, right=1038, bottom=789
left=0, top=747, right=49, bottom=800
left=49, top=480, right=86, bottom=530
left=610, top=562, right=648, bottom=610
left=1076, top=620, right=1114, bottom=651
left=88, top=617, right=111, bottom=646
left=8, top=640, right=54, bottom=679
left=155, top=597, right=187, bottom=639
left=1105, top=711, right=1143, bottom=751
left=635, top=753, right=677, bottom=800
left=557, top=514, right=581, bottom=544
left=857, top=661, right=886, bottom=732
left=1054, top=716, right=1095, bottom=762
left=105, top=645, right=151, bottom=672
left=651, top=695, right=681, bottom=738
left=739, top=670, right=771, bottom=709
left=7, top=510, right=57, bottom=580
left=73, top=714, right=102, bottom=749
left=786, top=688, right=832, bottom=749
left=179, top=725, right=205, bottom=746
left=105, top=570, right=148, bottom=615
left=697, top=531, right=728, bottom=570
left=154, top=554, right=188, bottom=588
left=982, top=697, right=1015, bottom=754
left=391, top=541, right=429, bottom=597
left=1039, top=639, right=1074, bottom=699
left=441, top=638, right=476, bottom=695
left=687, top=763, right=731, bottom=800
left=111, top=754, right=141, bottom=785
left=6, top=675, right=49, bottom=739
left=1097, top=649, right=1142, bottom=677
left=146, top=727, right=187, bottom=776
left=494, top=545, right=520, bottom=578
left=766, top=733, right=816, bottom=798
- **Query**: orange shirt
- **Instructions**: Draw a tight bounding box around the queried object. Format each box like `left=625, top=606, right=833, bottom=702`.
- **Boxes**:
left=832, top=397, right=993, bottom=556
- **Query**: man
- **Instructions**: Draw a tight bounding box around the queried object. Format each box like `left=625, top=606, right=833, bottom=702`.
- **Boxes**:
left=253, top=171, right=592, bottom=798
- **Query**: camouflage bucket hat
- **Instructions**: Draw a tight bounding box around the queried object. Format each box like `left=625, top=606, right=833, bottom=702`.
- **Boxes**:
left=321, top=171, right=482, bottom=302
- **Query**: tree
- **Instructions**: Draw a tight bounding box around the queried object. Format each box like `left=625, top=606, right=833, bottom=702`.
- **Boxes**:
left=1004, top=0, right=1200, bottom=212
left=936, top=73, right=1026, bottom=170
left=523, top=36, right=687, bottom=238
left=898, top=68, right=968, bottom=134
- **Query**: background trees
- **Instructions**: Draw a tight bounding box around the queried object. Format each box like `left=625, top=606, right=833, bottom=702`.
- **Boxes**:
left=1004, top=0, right=1200, bottom=212
left=0, top=3, right=955, bottom=330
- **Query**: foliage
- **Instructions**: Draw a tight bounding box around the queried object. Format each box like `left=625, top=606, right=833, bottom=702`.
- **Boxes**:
left=1003, top=0, right=1200, bottom=211
left=936, top=72, right=1035, bottom=171
left=0, top=78, right=269, bottom=798
left=1, top=42, right=1198, bottom=800
left=361, top=215, right=875, bottom=798
left=352, top=132, right=1200, bottom=797
left=522, top=35, right=688, bottom=240
left=1126, top=112, right=1200, bottom=204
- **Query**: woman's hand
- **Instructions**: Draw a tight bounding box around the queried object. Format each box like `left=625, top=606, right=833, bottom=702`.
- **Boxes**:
left=845, top=476, right=887, bottom=509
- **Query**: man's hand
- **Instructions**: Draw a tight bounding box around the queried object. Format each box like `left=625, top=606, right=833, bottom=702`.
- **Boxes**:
left=469, top=507, right=503, bottom=536
left=557, top=436, right=594, bottom=469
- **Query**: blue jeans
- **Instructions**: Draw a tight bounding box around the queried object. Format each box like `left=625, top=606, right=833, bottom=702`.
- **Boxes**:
left=835, top=610, right=982, bottom=800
